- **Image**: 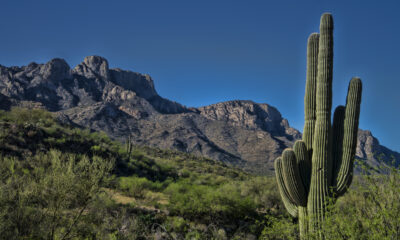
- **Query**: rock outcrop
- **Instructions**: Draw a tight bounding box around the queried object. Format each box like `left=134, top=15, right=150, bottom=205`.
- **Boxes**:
left=356, top=129, right=400, bottom=169
left=0, top=56, right=398, bottom=173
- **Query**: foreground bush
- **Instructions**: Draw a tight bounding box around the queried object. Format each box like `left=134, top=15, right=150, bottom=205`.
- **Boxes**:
left=0, top=150, right=114, bottom=239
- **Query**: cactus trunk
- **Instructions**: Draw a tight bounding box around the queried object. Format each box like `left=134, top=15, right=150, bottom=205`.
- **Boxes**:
left=274, top=13, right=362, bottom=239
left=307, top=13, right=334, bottom=233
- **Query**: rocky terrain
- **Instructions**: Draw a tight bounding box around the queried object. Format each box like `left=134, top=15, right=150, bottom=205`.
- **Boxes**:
left=0, top=56, right=398, bottom=173
left=356, top=129, right=400, bottom=170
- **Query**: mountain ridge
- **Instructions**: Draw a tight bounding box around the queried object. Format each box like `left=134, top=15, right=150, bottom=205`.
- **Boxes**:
left=0, top=56, right=398, bottom=173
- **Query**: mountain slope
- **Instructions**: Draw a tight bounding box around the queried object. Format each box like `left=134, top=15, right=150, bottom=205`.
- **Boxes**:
left=0, top=107, right=283, bottom=239
left=0, top=56, right=398, bottom=173
left=356, top=129, right=400, bottom=169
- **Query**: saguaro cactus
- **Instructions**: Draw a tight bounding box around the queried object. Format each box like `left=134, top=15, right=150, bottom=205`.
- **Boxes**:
left=274, top=13, right=362, bottom=238
left=126, top=135, right=133, bottom=158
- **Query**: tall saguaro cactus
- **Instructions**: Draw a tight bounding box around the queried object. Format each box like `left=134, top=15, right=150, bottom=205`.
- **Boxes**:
left=274, top=13, right=362, bottom=238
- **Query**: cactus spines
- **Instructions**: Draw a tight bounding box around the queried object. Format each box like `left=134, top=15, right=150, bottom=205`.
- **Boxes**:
left=274, top=13, right=362, bottom=239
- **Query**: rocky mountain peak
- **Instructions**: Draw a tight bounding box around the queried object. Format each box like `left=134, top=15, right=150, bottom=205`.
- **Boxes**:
left=40, top=58, right=71, bottom=81
left=109, top=68, right=157, bottom=99
left=198, top=100, right=301, bottom=139
left=356, top=129, right=400, bottom=168
left=356, top=129, right=380, bottom=159
left=73, top=55, right=109, bottom=79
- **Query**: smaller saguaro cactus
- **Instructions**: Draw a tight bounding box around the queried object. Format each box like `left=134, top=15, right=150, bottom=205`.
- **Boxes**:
left=274, top=13, right=362, bottom=239
left=125, top=135, right=133, bottom=158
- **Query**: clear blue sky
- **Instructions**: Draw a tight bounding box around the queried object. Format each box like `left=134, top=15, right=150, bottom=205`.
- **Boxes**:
left=0, top=0, right=399, bottom=152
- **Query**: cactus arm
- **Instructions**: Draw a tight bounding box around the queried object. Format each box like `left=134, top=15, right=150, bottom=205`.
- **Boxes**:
left=298, top=30, right=319, bottom=240
left=303, top=33, right=319, bottom=153
left=293, top=141, right=311, bottom=239
left=294, top=140, right=311, bottom=193
left=332, top=105, right=345, bottom=186
left=336, top=171, right=354, bottom=197
left=275, top=157, right=299, bottom=217
left=335, top=78, right=362, bottom=196
left=281, top=149, right=308, bottom=207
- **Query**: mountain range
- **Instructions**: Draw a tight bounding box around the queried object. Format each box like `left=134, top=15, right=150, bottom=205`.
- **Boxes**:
left=0, top=56, right=398, bottom=173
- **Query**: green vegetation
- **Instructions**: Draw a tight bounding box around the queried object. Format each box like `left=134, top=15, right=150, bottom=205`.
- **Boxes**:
left=0, top=108, right=397, bottom=239
left=0, top=150, right=114, bottom=239
left=274, top=13, right=362, bottom=238
left=0, top=108, right=283, bottom=239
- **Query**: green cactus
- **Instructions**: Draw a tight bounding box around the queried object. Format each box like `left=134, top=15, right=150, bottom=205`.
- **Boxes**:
left=274, top=13, right=362, bottom=238
left=126, top=135, right=133, bottom=158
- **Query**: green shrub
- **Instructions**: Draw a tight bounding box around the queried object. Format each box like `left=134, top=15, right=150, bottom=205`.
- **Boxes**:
left=166, top=216, right=188, bottom=233
left=319, top=166, right=400, bottom=240
left=165, top=181, right=257, bottom=222
left=0, top=150, right=114, bottom=239
left=118, top=176, right=165, bottom=198
left=240, top=177, right=283, bottom=211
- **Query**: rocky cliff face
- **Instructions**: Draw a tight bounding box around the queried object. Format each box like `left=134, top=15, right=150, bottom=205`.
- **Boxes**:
left=198, top=100, right=301, bottom=139
left=0, top=56, right=186, bottom=113
left=356, top=130, right=400, bottom=169
left=0, top=56, right=398, bottom=173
